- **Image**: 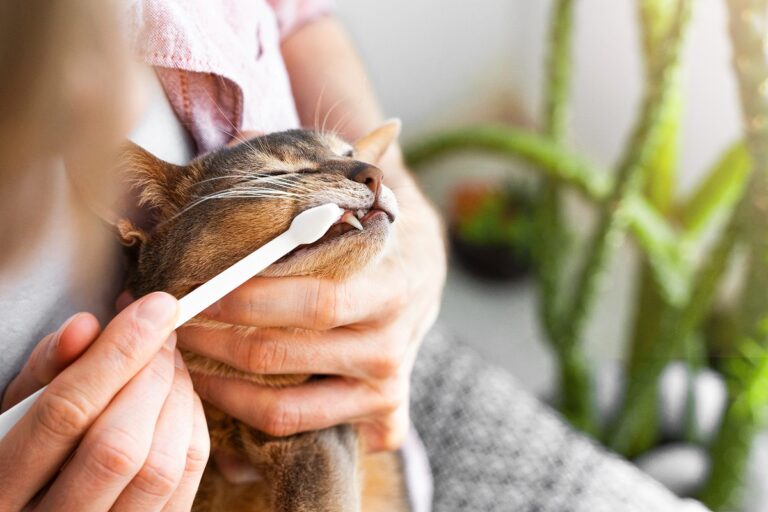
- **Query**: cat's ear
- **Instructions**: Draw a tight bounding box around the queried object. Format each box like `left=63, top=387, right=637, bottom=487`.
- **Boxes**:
left=353, top=118, right=401, bottom=164
left=119, top=142, right=187, bottom=218
left=115, top=218, right=147, bottom=247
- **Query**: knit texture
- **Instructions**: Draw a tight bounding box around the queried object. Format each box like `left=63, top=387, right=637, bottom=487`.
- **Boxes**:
left=410, top=329, right=709, bottom=512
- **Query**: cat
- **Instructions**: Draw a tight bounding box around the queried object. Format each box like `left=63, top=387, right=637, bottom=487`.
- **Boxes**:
left=115, top=120, right=410, bottom=512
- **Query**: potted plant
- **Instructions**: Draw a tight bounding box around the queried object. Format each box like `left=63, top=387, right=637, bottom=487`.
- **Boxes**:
left=448, top=180, right=535, bottom=281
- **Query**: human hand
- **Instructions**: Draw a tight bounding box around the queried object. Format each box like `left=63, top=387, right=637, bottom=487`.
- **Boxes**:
left=0, top=293, right=210, bottom=511
left=180, top=148, right=446, bottom=453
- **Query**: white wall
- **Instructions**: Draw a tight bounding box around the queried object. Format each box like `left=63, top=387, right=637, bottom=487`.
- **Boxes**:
left=336, top=0, right=742, bottom=192
left=335, top=0, right=520, bottom=136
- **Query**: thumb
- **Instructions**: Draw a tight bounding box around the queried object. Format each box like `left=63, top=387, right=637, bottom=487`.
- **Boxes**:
left=1, top=313, right=101, bottom=411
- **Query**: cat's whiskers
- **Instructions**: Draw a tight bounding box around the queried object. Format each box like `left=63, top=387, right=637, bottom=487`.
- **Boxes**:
left=191, top=170, right=320, bottom=195
left=320, top=97, right=346, bottom=137
left=166, top=187, right=301, bottom=224
left=202, top=86, right=262, bottom=155
left=313, top=84, right=328, bottom=133
left=330, top=110, right=353, bottom=139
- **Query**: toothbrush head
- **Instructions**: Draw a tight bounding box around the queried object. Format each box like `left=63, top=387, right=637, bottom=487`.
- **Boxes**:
left=289, top=203, right=344, bottom=245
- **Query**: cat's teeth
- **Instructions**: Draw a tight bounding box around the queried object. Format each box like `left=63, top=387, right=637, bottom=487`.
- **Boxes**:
left=355, top=210, right=365, bottom=219
left=342, top=212, right=364, bottom=231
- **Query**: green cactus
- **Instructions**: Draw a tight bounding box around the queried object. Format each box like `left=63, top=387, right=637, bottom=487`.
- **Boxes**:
left=405, top=0, right=768, bottom=508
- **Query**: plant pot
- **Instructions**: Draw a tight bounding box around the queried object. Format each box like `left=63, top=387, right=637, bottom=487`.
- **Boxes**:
left=449, top=230, right=532, bottom=281
left=448, top=180, right=535, bottom=282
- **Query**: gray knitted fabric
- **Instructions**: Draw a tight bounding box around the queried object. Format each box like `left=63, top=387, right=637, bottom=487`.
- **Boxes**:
left=409, top=329, right=709, bottom=512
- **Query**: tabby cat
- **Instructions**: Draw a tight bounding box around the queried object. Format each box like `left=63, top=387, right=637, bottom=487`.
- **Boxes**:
left=116, top=120, right=409, bottom=511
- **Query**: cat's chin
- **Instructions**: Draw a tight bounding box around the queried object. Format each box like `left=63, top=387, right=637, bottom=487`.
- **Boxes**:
left=263, top=212, right=392, bottom=280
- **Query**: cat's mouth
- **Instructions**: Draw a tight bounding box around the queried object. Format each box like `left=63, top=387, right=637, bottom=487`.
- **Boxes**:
left=279, top=204, right=394, bottom=261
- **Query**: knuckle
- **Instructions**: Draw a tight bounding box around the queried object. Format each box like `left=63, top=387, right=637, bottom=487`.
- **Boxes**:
left=385, top=291, right=408, bottom=316
left=367, top=351, right=402, bottom=380
left=376, top=379, right=406, bottom=414
left=378, top=428, right=406, bottom=452
left=262, top=400, right=302, bottom=437
left=144, top=357, right=174, bottom=388
left=309, top=281, right=339, bottom=330
left=364, top=405, right=409, bottom=453
left=131, top=454, right=184, bottom=498
left=34, top=388, right=96, bottom=440
left=109, top=317, right=150, bottom=368
left=246, top=338, right=288, bottom=374
left=85, top=428, right=146, bottom=481
left=184, top=438, right=210, bottom=476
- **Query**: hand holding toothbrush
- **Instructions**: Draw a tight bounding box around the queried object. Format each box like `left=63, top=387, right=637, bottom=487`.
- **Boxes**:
left=0, top=293, right=209, bottom=511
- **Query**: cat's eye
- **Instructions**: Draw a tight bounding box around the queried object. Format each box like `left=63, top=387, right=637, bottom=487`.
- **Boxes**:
left=268, top=171, right=289, bottom=176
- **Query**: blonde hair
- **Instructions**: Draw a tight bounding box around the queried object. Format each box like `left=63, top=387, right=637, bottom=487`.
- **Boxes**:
left=0, top=0, right=139, bottom=264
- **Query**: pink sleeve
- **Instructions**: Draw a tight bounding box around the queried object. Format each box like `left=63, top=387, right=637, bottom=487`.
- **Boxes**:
left=266, top=0, right=334, bottom=40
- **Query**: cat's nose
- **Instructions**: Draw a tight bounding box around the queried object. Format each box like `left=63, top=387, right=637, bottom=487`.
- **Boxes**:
left=349, top=164, right=383, bottom=197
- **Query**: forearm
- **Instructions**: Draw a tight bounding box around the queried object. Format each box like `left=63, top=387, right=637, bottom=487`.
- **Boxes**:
left=281, top=16, right=411, bottom=188
left=282, top=17, right=382, bottom=140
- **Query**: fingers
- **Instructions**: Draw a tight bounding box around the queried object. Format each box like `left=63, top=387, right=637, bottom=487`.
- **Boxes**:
left=58, top=292, right=178, bottom=410
left=178, top=324, right=403, bottom=379
left=0, top=292, right=178, bottom=509
left=202, top=274, right=406, bottom=330
left=191, top=374, right=406, bottom=438
left=163, top=393, right=210, bottom=512
left=111, top=351, right=195, bottom=511
left=37, top=335, right=177, bottom=511
left=358, top=400, right=410, bottom=453
left=2, top=313, right=100, bottom=411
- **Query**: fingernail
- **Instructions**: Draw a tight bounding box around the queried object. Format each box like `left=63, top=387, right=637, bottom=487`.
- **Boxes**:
left=136, top=292, right=178, bottom=329
left=48, top=313, right=80, bottom=358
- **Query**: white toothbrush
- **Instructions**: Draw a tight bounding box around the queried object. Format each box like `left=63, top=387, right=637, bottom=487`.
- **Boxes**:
left=0, top=203, right=343, bottom=441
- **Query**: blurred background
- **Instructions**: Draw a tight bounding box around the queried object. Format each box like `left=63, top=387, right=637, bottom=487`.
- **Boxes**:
left=337, top=0, right=740, bottom=395
left=335, top=1, right=766, bottom=510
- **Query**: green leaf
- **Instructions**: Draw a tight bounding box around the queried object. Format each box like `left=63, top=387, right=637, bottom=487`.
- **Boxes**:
left=679, top=142, right=751, bottom=238
left=623, top=194, right=692, bottom=305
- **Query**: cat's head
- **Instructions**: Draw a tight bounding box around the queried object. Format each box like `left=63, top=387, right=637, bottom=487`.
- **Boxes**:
left=118, top=120, right=401, bottom=297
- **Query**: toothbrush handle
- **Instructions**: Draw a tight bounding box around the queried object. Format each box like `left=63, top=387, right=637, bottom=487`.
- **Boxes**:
left=0, top=234, right=300, bottom=441
left=0, top=202, right=343, bottom=441
left=0, top=388, right=43, bottom=440
left=175, top=232, right=298, bottom=328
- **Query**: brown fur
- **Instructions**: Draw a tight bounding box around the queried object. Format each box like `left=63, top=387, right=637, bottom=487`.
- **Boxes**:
left=118, top=121, right=409, bottom=511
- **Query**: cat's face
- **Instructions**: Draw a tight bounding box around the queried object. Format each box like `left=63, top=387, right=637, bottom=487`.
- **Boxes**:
left=119, top=122, right=400, bottom=297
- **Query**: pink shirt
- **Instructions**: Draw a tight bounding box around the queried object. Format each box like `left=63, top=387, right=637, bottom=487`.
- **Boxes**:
left=127, top=0, right=332, bottom=154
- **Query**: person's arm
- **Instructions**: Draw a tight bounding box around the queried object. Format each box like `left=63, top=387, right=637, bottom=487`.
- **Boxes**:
left=283, top=16, right=415, bottom=190
left=184, top=16, right=446, bottom=452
